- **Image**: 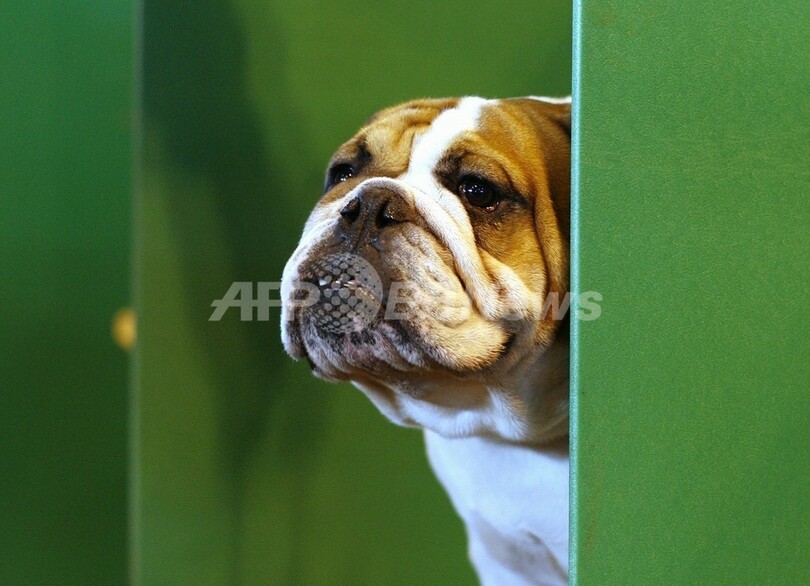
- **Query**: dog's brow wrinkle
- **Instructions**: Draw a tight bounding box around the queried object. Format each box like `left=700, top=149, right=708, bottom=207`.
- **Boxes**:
left=405, top=97, right=488, bottom=180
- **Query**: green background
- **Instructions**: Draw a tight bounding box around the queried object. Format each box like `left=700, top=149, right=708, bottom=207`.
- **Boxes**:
left=1, top=1, right=132, bottom=583
left=571, top=2, right=810, bottom=584
left=136, top=1, right=570, bottom=584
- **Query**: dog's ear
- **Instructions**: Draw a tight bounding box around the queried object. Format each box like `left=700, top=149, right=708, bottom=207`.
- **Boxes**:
left=532, top=98, right=571, bottom=137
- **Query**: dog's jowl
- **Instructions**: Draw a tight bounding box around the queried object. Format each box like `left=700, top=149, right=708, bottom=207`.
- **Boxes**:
left=281, top=96, right=571, bottom=585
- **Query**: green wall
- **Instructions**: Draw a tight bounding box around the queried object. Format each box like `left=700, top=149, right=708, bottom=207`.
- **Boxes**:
left=571, top=2, right=810, bottom=583
left=135, top=1, right=571, bottom=584
left=0, top=1, right=132, bottom=583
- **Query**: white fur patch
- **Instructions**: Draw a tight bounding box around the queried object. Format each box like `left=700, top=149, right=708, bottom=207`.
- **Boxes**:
left=426, top=432, right=569, bottom=585
left=405, top=96, right=489, bottom=179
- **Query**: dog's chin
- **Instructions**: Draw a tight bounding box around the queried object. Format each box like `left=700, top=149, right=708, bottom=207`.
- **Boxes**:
left=284, top=305, right=512, bottom=385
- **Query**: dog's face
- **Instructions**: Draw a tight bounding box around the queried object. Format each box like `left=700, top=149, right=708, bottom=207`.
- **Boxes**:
left=281, top=97, right=570, bottom=442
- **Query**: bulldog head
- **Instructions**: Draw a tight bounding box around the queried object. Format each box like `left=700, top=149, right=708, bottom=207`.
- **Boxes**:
left=281, top=97, right=570, bottom=443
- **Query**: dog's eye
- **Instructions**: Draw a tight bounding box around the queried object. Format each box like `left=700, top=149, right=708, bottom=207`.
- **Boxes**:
left=328, top=164, right=356, bottom=188
left=458, top=177, right=500, bottom=211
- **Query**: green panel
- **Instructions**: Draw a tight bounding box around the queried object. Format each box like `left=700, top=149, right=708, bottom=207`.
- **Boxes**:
left=0, top=1, right=132, bottom=584
left=135, top=1, right=571, bottom=583
left=572, top=2, right=810, bottom=584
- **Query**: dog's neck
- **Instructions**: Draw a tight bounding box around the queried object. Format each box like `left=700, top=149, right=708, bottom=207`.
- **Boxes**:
left=352, top=332, right=570, bottom=445
left=504, top=334, right=570, bottom=444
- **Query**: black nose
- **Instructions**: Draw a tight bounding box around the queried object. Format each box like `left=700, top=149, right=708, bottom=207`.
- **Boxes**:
left=337, top=186, right=414, bottom=245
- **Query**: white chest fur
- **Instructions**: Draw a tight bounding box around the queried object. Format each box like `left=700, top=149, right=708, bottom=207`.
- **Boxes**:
left=424, top=431, right=569, bottom=585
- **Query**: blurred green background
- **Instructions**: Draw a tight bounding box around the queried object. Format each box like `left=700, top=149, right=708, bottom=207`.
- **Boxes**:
left=1, top=2, right=132, bottom=583
left=1, top=0, right=571, bottom=584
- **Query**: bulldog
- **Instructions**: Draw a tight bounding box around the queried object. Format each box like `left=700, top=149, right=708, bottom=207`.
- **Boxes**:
left=281, top=96, right=570, bottom=585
